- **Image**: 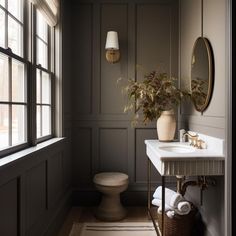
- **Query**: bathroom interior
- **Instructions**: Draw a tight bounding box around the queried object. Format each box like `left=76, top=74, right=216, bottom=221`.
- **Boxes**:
left=0, top=0, right=233, bottom=236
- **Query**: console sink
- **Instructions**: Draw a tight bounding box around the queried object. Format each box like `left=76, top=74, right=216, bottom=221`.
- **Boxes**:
left=145, top=133, right=225, bottom=176
left=158, top=145, right=195, bottom=153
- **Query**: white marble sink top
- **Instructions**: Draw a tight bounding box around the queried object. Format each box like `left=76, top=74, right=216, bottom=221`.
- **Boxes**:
left=145, top=140, right=224, bottom=161
left=145, top=133, right=225, bottom=176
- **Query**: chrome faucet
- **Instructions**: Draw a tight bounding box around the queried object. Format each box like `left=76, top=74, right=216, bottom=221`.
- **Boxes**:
left=181, top=131, right=206, bottom=149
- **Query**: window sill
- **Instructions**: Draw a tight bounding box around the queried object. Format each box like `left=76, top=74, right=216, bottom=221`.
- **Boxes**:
left=0, top=137, right=65, bottom=168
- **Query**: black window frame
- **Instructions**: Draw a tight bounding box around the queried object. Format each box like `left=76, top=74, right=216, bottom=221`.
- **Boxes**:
left=0, top=0, right=56, bottom=158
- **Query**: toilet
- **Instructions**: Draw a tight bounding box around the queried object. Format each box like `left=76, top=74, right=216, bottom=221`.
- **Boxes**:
left=93, top=172, right=129, bottom=221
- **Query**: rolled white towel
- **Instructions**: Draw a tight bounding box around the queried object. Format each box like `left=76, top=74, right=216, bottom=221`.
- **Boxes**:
left=157, top=205, right=173, bottom=214
left=157, top=207, right=175, bottom=219
left=166, top=210, right=175, bottom=219
left=153, top=186, right=183, bottom=208
left=152, top=199, right=173, bottom=211
left=175, top=201, right=191, bottom=215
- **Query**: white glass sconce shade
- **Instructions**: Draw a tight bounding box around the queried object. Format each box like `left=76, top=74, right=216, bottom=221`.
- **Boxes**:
left=105, top=31, right=119, bottom=50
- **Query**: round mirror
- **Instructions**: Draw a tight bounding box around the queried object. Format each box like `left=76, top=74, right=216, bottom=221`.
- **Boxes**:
left=191, top=37, right=214, bottom=112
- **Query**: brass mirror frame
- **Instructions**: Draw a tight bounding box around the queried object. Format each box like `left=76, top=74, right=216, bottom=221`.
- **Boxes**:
left=191, top=37, right=214, bottom=112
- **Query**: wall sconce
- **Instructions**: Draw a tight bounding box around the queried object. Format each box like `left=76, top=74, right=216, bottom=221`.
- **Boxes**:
left=105, top=31, right=120, bottom=63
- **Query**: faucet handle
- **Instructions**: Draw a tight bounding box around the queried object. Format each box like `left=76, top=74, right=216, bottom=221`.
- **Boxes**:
left=196, top=139, right=207, bottom=149
left=189, top=136, right=198, bottom=146
left=188, top=131, right=198, bottom=137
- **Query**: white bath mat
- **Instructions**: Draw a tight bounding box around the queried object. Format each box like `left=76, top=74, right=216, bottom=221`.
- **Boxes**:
left=69, top=222, right=157, bottom=236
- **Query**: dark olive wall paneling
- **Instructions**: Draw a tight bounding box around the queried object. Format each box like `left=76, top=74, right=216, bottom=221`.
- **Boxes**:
left=71, top=0, right=178, bottom=202
left=0, top=0, right=73, bottom=235
left=26, top=162, right=47, bottom=231
left=179, top=0, right=228, bottom=235
left=100, top=4, right=128, bottom=114
left=71, top=4, right=93, bottom=115
left=137, top=4, right=171, bottom=76
left=48, top=152, right=64, bottom=208
left=0, top=179, right=18, bottom=236
left=73, top=128, right=92, bottom=185
left=0, top=139, right=71, bottom=236
left=135, top=129, right=160, bottom=183
left=99, top=128, right=128, bottom=172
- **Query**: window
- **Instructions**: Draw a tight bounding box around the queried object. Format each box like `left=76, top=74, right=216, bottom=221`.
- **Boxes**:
left=0, top=0, right=27, bottom=152
left=0, top=0, right=58, bottom=156
left=36, top=10, right=53, bottom=140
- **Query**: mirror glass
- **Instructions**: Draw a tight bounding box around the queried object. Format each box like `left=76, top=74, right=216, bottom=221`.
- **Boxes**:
left=191, top=37, right=214, bottom=112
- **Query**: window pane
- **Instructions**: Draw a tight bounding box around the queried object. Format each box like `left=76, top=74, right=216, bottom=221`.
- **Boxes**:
left=36, top=10, right=48, bottom=42
left=0, top=0, right=5, bottom=7
left=36, top=69, right=41, bottom=103
left=0, top=9, right=5, bottom=48
left=8, top=17, right=23, bottom=56
left=8, top=0, right=23, bottom=22
left=0, top=105, right=9, bottom=150
left=42, top=106, right=51, bottom=136
left=36, top=105, right=41, bottom=138
left=42, top=71, right=51, bottom=104
left=0, top=53, right=9, bottom=101
left=12, top=105, right=26, bottom=145
left=37, top=38, right=48, bottom=68
left=12, top=59, right=25, bottom=102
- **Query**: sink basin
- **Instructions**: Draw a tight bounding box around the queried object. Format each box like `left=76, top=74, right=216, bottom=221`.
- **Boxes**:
left=158, top=145, right=195, bottom=153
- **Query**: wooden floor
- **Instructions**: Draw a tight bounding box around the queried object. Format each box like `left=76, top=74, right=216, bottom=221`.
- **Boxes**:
left=57, top=207, right=151, bottom=236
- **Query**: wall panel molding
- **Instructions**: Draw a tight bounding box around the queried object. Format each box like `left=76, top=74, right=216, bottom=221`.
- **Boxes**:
left=100, top=3, right=129, bottom=115
left=0, top=138, right=70, bottom=236
left=71, top=0, right=179, bottom=196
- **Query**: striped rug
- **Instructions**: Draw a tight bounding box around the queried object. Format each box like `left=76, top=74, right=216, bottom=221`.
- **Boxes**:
left=69, top=222, right=156, bottom=236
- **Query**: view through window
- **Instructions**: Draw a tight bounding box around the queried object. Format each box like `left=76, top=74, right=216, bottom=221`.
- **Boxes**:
left=0, top=0, right=55, bottom=155
left=0, top=0, right=26, bottom=151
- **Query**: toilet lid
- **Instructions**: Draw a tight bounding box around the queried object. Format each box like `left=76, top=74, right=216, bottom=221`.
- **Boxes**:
left=93, top=172, right=129, bottom=186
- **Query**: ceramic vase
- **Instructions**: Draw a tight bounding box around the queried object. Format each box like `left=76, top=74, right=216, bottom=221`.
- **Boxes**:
left=156, top=109, right=176, bottom=142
